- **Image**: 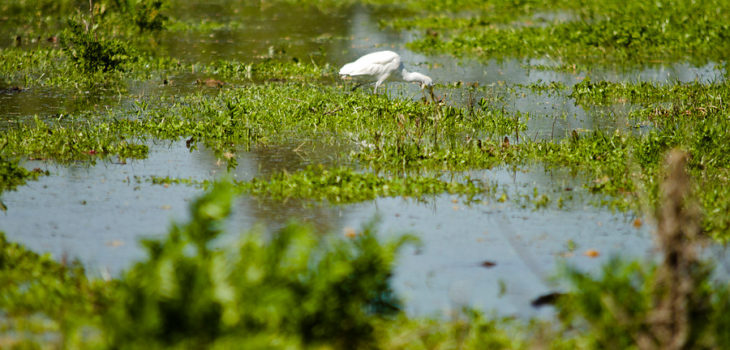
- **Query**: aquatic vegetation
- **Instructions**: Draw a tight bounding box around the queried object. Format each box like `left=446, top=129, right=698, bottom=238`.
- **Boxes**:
left=389, top=0, right=730, bottom=67
left=0, top=136, right=45, bottom=198
left=3, top=0, right=730, bottom=348
left=0, top=48, right=75, bottom=88
left=0, top=156, right=45, bottom=196
left=568, top=80, right=730, bottom=238
left=195, top=59, right=336, bottom=83
left=0, top=73, right=523, bottom=172
left=238, top=166, right=487, bottom=203
left=1, top=115, right=150, bottom=162
left=0, top=46, right=175, bottom=90
left=150, top=165, right=489, bottom=204
left=4, top=68, right=730, bottom=237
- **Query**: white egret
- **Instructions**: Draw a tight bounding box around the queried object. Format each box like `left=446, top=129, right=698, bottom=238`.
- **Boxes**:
left=339, top=50, right=434, bottom=94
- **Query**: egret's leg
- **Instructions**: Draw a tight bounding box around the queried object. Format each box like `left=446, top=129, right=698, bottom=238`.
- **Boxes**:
left=427, top=85, right=436, bottom=103
left=351, top=82, right=364, bottom=92
left=374, top=74, right=389, bottom=94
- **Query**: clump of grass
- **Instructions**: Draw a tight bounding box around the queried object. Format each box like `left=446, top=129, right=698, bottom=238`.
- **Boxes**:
left=60, top=17, right=135, bottom=73
left=0, top=140, right=46, bottom=196
left=0, top=159, right=41, bottom=196
left=1, top=116, right=149, bottom=163
left=237, top=165, right=488, bottom=203
left=131, top=0, right=168, bottom=31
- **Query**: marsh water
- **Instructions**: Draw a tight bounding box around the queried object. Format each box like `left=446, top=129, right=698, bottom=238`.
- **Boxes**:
left=1, top=3, right=728, bottom=318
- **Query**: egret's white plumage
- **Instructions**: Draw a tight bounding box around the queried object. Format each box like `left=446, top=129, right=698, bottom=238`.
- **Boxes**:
left=339, top=51, right=433, bottom=93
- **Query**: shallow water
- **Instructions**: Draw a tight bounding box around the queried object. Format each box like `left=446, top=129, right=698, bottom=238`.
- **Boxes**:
left=1, top=3, right=728, bottom=318
left=0, top=140, right=655, bottom=318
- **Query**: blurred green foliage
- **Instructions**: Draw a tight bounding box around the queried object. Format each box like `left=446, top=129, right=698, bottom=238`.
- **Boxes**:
left=0, top=231, right=114, bottom=348
left=104, top=180, right=417, bottom=348
left=131, top=0, right=169, bottom=31
left=556, top=258, right=730, bottom=349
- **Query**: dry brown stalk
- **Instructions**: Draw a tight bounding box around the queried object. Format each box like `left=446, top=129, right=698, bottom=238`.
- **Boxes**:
left=639, top=149, right=705, bottom=350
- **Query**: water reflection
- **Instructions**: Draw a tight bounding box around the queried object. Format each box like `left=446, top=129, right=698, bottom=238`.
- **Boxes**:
left=0, top=86, right=122, bottom=121
left=160, top=2, right=354, bottom=64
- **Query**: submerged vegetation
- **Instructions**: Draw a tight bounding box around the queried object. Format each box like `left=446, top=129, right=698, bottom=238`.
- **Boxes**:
left=2, top=0, right=730, bottom=348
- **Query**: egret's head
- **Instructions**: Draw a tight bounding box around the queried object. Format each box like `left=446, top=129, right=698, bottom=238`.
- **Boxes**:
left=401, top=70, right=433, bottom=89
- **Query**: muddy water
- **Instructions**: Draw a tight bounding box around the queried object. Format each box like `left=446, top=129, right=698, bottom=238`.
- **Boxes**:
left=0, top=3, right=726, bottom=318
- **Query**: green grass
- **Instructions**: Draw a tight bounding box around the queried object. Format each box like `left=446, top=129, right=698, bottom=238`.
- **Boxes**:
left=390, top=0, right=730, bottom=67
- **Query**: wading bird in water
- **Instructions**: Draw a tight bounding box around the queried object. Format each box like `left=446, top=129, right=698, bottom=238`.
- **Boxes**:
left=339, top=51, right=434, bottom=94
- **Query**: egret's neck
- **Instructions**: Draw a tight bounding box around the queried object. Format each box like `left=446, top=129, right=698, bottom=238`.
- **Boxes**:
left=401, top=69, right=421, bottom=82
left=401, top=69, right=432, bottom=86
